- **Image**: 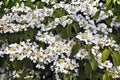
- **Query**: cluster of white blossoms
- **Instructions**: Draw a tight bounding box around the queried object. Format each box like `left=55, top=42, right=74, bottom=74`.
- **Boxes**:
left=76, top=32, right=117, bottom=47
left=0, top=1, right=3, bottom=8
left=36, top=32, right=75, bottom=56
left=0, top=34, right=78, bottom=72
left=0, top=0, right=117, bottom=35
left=0, top=2, right=54, bottom=33
left=0, top=0, right=120, bottom=79
left=40, top=15, right=73, bottom=31
left=75, top=30, right=120, bottom=78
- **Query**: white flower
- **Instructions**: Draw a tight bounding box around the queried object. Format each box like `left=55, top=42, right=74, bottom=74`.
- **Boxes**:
left=75, top=49, right=88, bottom=60
left=0, top=1, right=3, bottom=8
left=41, top=0, right=50, bottom=4
left=13, top=71, right=20, bottom=78
left=76, top=32, right=94, bottom=44
left=31, top=0, right=35, bottom=2
left=97, top=23, right=112, bottom=34
left=98, top=60, right=113, bottom=69
left=91, top=46, right=100, bottom=56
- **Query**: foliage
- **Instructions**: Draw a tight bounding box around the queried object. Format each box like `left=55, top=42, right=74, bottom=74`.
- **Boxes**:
left=0, top=0, right=120, bottom=80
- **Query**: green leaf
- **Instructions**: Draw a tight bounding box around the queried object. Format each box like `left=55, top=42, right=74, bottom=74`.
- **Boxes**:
left=42, top=17, right=54, bottom=25
left=111, top=51, right=120, bottom=66
left=60, top=27, right=69, bottom=39
left=85, top=62, right=92, bottom=77
left=65, top=74, right=70, bottom=80
left=35, top=1, right=45, bottom=8
left=12, top=60, right=23, bottom=70
left=116, top=15, right=120, bottom=22
left=7, top=33, right=18, bottom=43
left=23, top=28, right=35, bottom=41
left=106, top=1, right=113, bottom=10
left=101, top=49, right=110, bottom=62
left=91, top=72, right=98, bottom=80
left=79, top=70, right=87, bottom=80
left=93, top=10, right=100, bottom=19
left=25, top=1, right=34, bottom=9
left=2, top=56, right=9, bottom=72
left=103, top=73, right=110, bottom=80
left=55, top=25, right=63, bottom=33
left=105, top=17, right=112, bottom=25
left=52, top=9, right=68, bottom=18
left=0, top=34, right=7, bottom=41
left=87, top=45, right=94, bottom=59
left=73, top=76, right=77, bottom=80
left=71, top=42, right=80, bottom=57
left=90, top=59, right=98, bottom=71
left=4, top=0, right=10, bottom=6
left=72, top=22, right=80, bottom=33
left=106, top=0, right=112, bottom=4
left=67, top=24, right=72, bottom=37
left=23, top=58, right=33, bottom=69
left=21, top=20, right=27, bottom=25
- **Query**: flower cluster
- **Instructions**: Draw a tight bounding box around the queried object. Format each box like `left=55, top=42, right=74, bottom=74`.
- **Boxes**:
left=0, top=0, right=120, bottom=80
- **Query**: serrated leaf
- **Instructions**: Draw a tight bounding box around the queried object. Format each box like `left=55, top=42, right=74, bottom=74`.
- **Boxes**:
left=36, top=1, right=45, bottom=8
left=93, top=10, right=100, bottom=19
left=72, top=22, right=79, bottom=33
left=52, top=9, right=68, bottom=18
left=111, top=51, right=120, bottom=66
left=67, top=24, right=72, bottom=36
left=60, top=27, right=69, bottom=39
left=85, top=62, right=92, bottom=77
left=105, top=17, right=112, bottom=25
left=71, top=42, right=80, bottom=57
left=25, top=1, right=34, bottom=9
left=90, top=59, right=98, bottom=71
left=103, top=73, right=110, bottom=80
left=102, top=49, right=110, bottom=62
left=42, top=17, right=54, bottom=25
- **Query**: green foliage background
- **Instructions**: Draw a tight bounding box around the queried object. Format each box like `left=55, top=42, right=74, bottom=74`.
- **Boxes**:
left=0, top=0, right=120, bottom=80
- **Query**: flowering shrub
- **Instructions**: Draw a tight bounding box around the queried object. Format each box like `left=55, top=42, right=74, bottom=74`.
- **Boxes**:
left=0, top=0, right=120, bottom=80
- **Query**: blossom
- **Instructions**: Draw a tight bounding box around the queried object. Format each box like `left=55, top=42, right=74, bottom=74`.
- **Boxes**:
left=0, top=0, right=120, bottom=79
left=98, top=60, right=113, bottom=69
left=75, top=49, right=88, bottom=60
left=52, top=58, right=78, bottom=74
